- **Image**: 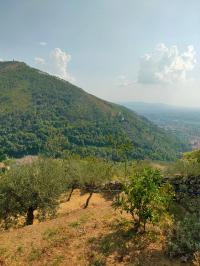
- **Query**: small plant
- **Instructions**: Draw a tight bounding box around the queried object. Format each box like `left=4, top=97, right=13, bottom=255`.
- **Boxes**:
left=16, top=245, right=24, bottom=254
left=117, top=167, right=173, bottom=232
left=51, top=255, right=65, bottom=266
left=0, top=247, right=7, bottom=256
left=90, top=252, right=106, bottom=266
left=28, top=246, right=43, bottom=262
left=42, top=228, right=58, bottom=241
left=68, top=221, right=81, bottom=228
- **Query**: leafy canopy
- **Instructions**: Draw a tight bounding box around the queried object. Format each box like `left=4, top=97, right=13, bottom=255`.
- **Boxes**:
left=0, top=158, right=66, bottom=227
left=118, top=167, right=173, bottom=231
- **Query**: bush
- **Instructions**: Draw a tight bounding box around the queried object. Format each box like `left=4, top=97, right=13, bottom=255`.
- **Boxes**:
left=117, top=167, right=173, bottom=232
left=167, top=212, right=200, bottom=257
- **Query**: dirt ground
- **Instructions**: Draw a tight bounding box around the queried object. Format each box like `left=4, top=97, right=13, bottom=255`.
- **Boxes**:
left=0, top=190, right=192, bottom=266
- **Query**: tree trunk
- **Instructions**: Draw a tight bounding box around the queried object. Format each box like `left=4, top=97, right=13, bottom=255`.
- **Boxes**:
left=133, top=215, right=141, bottom=232
left=143, top=221, right=146, bottom=232
left=26, top=207, right=34, bottom=225
left=3, top=214, right=9, bottom=230
left=83, top=192, right=93, bottom=209
left=67, top=187, right=74, bottom=201
left=124, top=159, right=127, bottom=179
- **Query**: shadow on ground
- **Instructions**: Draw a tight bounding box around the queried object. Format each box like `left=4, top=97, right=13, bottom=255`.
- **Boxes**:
left=87, top=219, right=185, bottom=266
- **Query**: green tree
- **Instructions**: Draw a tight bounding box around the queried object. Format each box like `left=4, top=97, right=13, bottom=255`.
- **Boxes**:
left=0, top=158, right=66, bottom=228
left=80, top=157, right=113, bottom=208
left=117, top=167, right=173, bottom=232
left=64, top=155, right=83, bottom=201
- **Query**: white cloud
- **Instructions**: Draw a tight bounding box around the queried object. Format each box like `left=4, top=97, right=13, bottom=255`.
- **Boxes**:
left=138, top=43, right=196, bottom=84
left=0, top=58, right=3, bottom=62
left=34, top=57, right=45, bottom=65
left=34, top=48, right=75, bottom=83
left=39, top=41, right=47, bottom=46
left=117, top=75, right=135, bottom=87
left=49, top=48, right=74, bottom=82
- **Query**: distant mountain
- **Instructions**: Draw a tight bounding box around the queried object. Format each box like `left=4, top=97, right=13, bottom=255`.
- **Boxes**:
left=0, top=62, right=188, bottom=160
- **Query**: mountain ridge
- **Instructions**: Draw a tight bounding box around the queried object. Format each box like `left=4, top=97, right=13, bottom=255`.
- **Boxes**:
left=0, top=61, right=188, bottom=160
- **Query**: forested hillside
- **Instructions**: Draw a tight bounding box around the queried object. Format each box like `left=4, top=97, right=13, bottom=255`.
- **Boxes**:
left=0, top=61, right=188, bottom=160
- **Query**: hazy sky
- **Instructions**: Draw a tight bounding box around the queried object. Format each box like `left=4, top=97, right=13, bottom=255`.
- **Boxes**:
left=1, top=0, right=200, bottom=107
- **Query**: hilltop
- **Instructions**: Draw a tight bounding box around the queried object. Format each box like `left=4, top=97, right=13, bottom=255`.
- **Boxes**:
left=0, top=61, right=188, bottom=160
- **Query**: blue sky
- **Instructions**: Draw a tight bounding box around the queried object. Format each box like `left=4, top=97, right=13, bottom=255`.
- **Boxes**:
left=1, top=0, right=200, bottom=106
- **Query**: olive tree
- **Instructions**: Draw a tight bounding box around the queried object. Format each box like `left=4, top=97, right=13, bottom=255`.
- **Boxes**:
left=117, top=167, right=173, bottom=232
left=64, top=156, right=83, bottom=201
left=80, top=157, right=113, bottom=208
left=0, top=158, right=66, bottom=228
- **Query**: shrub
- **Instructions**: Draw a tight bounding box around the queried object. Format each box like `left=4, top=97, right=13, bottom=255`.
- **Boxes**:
left=117, top=167, right=173, bottom=232
left=167, top=212, right=200, bottom=257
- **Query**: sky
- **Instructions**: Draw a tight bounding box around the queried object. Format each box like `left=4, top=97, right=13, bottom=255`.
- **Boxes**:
left=1, top=0, right=200, bottom=107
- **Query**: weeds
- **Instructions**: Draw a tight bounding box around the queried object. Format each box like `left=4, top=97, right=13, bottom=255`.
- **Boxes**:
left=42, top=228, right=59, bottom=241
left=28, top=246, right=43, bottom=262
left=51, top=255, right=65, bottom=266
left=68, top=221, right=81, bottom=228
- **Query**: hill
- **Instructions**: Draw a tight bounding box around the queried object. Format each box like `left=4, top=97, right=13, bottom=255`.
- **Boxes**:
left=0, top=61, right=188, bottom=160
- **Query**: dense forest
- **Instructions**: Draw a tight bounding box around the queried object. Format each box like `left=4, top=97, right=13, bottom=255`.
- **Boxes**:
left=0, top=61, right=189, bottom=161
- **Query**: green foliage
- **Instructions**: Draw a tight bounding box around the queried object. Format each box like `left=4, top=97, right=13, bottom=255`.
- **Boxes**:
left=62, top=156, right=114, bottom=203
left=183, top=150, right=200, bottom=163
left=166, top=159, right=200, bottom=178
left=78, top=157, right=114, bottom=208
left=0, top=61, right=187, bottom=161
left=117, top=167, right=173, bottom=231
left=0, top=158, right=66, bottom=228
left=28, top=246, right=43, bottom=262
left=166, top=150, right=200, bottom=177
left=80, top=157, right=113, bottom=189
left=167, top=212, right=200, bottom=257
left=64, top=155, right=83, bottom=190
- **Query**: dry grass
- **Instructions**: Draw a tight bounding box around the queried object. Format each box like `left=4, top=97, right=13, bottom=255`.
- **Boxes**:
left=0, top=190, right=192, bottom=266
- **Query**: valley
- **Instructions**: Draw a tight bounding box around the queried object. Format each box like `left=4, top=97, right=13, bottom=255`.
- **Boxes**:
left=122, top=102, right=200, bottom=150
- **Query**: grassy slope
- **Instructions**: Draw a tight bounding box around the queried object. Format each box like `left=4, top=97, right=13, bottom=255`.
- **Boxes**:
left=0, top=61, right=188, bottom=161
left=0, top=190, right=189, bottom=266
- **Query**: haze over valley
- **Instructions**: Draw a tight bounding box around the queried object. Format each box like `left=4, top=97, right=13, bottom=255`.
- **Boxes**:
left=122, top=102, right=200, bottom=149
